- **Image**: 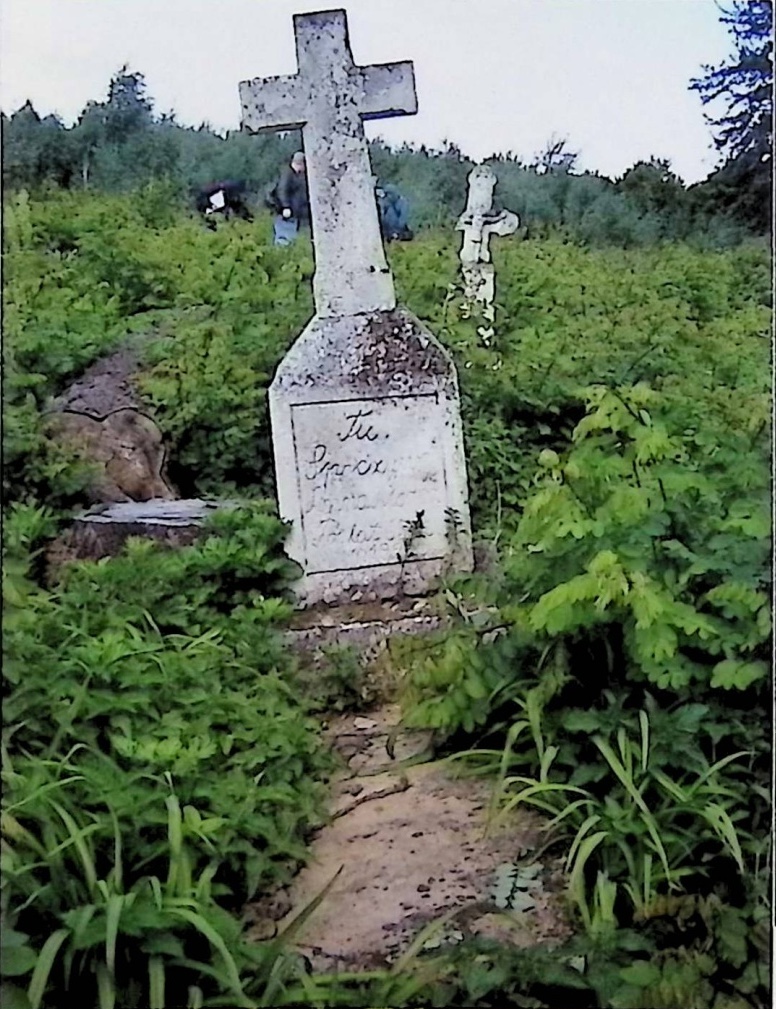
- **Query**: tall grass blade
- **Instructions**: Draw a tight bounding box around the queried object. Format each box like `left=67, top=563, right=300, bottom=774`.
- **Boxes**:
left=148, top=955, right=165, bottom=1009
left=260, top=866, right=345, bottom=1008
left=568, top=831, right=608, bottom=932
left=687, top=751, right=751, bottom=797
left=187, top=985, right=204, bottom=1008
left=166, top=794, right=184, bottom=892
left=49, top=800, right=97, bottom=897
left=701, top=802, right=746, bottom=872
left=391, top=906, right=463, bottom=973
left=592, top=736, right=671, bottom=883
left=168, top=907, right=252, bottom=1007
left=96, top=962, right=115, bottom=1009
left=638, top=710, right=649, bottom=774
left=26, top=929, right=69, bottom=1009
left=564, top=814, right=602, bottom=874
left=64, top=904, right=96, bottom=986
left=539, top=744, right=558, bottom=783
left=109, top=808, right=123, bottom=893
left=105, top=893, right=126, bottom=975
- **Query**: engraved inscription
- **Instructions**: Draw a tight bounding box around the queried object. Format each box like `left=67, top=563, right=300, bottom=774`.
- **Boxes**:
left=291, top=396, right=448, bottom=573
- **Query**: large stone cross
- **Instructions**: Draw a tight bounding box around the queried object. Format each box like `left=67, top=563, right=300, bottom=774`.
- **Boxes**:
left=240, top=9, right=417, bottom=319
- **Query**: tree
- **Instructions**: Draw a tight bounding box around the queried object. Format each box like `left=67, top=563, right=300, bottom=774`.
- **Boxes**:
left=104, top=65, right=154, bottom=142
left=617, top=158, right=688, bottom=213
left=532, top=134, right=579, bottom=175
left=2, top=101, right=77, bottom=189
left=690, top=1, right=772, bottom=232
left=690, top=1, right=772, bottom=164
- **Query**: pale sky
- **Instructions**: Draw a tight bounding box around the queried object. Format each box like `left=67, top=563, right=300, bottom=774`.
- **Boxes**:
left=1, top=0, right=732, bottom=183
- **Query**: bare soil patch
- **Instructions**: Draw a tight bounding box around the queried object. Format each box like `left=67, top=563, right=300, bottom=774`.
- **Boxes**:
left=247, top=704, right=571, bottom=972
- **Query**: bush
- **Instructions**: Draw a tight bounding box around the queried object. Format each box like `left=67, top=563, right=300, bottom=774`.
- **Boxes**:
left=4, top=503, right=331, bottom=907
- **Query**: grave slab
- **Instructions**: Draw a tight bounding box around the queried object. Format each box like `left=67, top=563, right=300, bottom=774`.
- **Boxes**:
left=44, top=500, right=231, bottom=578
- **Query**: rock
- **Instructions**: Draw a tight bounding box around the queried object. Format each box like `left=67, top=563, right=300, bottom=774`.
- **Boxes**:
left=46, top=409, right=176, bottom=504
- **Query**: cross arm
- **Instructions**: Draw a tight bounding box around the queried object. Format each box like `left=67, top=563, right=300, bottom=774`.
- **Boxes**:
left=239, top=73, right=309, bottom=132
left=359, top=62, right=417, bottom=122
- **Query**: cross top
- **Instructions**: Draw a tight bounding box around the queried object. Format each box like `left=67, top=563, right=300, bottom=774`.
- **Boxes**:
left=240, top=10, right=417, bottom=318
left=456, top=165, right=519, bottom=267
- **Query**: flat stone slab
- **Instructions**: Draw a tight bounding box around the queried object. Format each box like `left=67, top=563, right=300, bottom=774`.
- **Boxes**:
left=45, top=500, right=232, bottom=577
left=283, top=598, right=446, bottom=664
left=75, top=499, right=227, bottom=527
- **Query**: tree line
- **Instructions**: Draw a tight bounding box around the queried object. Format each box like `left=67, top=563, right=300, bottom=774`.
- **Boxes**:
left=2, top=1, right=770, bottom=245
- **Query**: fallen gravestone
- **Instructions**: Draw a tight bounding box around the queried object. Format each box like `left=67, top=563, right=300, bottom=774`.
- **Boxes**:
left=42, top=347, right=199, bottom=580
left=240, top=8, right=473, bottom=608
left=44, top=500, right=225, bottom=580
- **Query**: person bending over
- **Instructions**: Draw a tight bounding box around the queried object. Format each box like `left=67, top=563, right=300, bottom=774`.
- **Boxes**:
left=196, top=180, right=253, bottom=230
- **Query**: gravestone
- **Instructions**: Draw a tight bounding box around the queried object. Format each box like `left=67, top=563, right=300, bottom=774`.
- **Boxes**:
left=240, top=9, right=472, bottom=607
left=456, top=165, right=519, bottom=344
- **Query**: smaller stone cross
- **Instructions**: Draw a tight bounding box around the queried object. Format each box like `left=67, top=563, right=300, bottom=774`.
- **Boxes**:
left=240, top=9, right=417, bottom=319
left=455, top=165, right=519, bottom=341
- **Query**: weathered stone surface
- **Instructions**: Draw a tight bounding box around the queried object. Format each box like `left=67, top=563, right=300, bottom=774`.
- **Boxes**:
left=241, top=9, right=472, bottom=608
left=76, top=500, right=224, bottom=527
left=240, top=9, right=416, bottom=319
left=45, top=346, right=177, bottom=505
left=456, top=165, right=519, bottom=336
left=44, top=500, right=227, bottom=579
left=50, top=347, right=145, bottom=416
left=284, top=597, right=445, bottom=655
left=270, top=309, right=472, bottom=606
left=45, top=409, right=176, bottom=504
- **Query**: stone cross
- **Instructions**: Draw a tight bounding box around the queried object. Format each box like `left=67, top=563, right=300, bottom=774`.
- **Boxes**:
left=456, top=165, right=519, bottom=340
left=240, top=9, right=417, bottom=319
left=238, top=9, right=473, bottom=608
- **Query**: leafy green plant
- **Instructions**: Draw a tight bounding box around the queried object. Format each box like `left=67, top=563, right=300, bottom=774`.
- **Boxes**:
left=5, top=503, right=330, bottom=905
left=4, top=186, right=771, bottom=1009
left=1, top=757, right=347, bottom=1009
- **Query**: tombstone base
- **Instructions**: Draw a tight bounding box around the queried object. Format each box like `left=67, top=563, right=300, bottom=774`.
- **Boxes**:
left=297, top=558, right=448, bottom=607
left=270, top=307, right=473, bottom=610
left=285, top=596, right=444, bottom=652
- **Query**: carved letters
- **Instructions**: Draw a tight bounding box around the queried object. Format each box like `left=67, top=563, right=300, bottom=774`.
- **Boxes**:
left=291, top=396, right=449, bottom=573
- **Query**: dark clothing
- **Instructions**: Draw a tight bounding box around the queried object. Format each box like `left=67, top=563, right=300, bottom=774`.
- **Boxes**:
left=272, top=166, right=309, bottom=222
left=195, top=180, right=253, bottom=227
left=377, top=184, right=413, bottom=241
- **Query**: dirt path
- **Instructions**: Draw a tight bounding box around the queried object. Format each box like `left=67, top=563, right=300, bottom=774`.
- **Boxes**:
left=248, top=704, right=570, bottom=971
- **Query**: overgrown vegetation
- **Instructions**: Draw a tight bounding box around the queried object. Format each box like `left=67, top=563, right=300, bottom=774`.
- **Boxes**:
left=2, top=155, right=771, bottom=1009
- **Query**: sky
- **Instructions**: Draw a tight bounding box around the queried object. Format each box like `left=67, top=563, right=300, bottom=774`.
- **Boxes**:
left=0, top=0, right=733, bottom=184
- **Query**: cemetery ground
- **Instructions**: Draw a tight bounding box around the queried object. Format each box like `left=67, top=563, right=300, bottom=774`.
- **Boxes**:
left=3, top=187, right=772, bottom=1008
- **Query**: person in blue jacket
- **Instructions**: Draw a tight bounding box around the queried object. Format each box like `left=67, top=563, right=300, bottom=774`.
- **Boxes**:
left=376, top=182, right=414, bottom=242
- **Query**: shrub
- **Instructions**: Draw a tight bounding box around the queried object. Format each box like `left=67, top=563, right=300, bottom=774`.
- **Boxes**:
left=4, top=503, right=332, bottom=906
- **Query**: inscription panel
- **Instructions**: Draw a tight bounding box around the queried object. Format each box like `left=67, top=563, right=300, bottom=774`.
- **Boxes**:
left=291, top=395, right=449, bottom=573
